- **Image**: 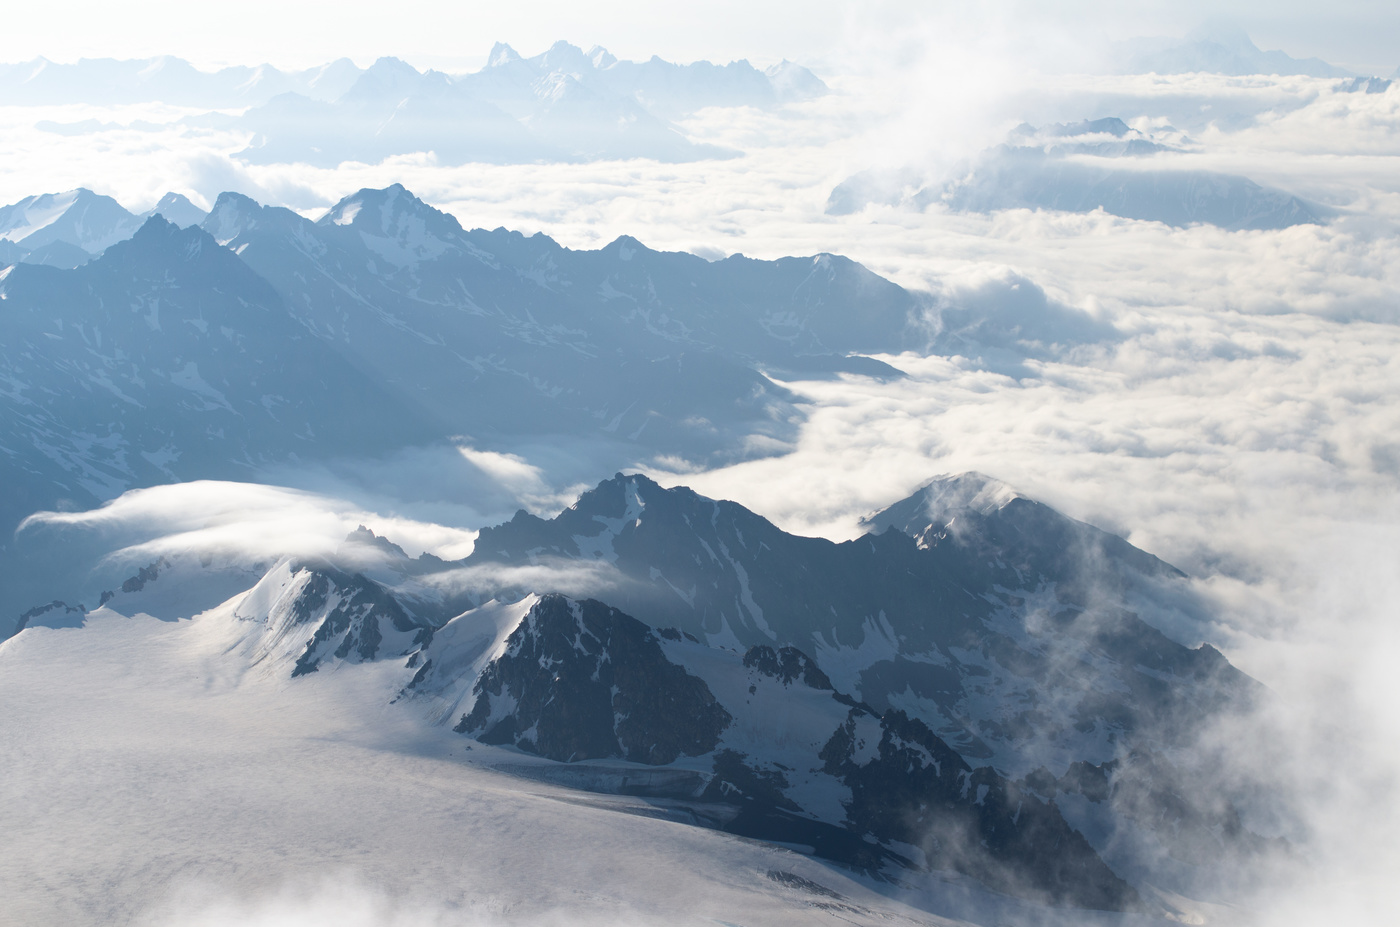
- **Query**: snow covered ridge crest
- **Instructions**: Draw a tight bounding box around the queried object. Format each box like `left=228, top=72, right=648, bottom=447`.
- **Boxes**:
left=1, top=45, right=828, bottom=167
left=11, top=472, right=1277, bottom=914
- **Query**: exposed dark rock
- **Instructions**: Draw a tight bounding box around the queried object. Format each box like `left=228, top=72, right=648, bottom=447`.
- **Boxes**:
left=461, top=472, right=1258, bottom=766
left=283, top=562, right=435, bottom=677
left=765, top=870, right=845, bottom=899
left=742, top=644, right=833, bottom=689
left=455, top=594, right=731, bottom=763
left=703, top=748, right=801, bottom=811
left=822, top=707, right=1139, bottom=911
left=13, top=599, right=87, bottom=633
left=119, top=557, right=171, bottom=594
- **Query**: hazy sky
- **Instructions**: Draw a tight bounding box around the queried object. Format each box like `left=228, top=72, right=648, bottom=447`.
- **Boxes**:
left=4, top=1, right=1398, bottom=74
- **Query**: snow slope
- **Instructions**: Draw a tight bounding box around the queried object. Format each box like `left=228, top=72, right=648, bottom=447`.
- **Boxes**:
left=0, top=602, right=1090, bottom=927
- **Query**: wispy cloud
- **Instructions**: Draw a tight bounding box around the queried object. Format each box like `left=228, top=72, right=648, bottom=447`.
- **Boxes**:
left=20, top=480, right=479, bottom=563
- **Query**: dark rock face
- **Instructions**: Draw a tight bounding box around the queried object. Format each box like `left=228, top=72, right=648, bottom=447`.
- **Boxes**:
left=822, top=707, right=1139, bottom=911
left=460, top=472, right=1258, bottom=771
left=119, top=558, right=170, bottom=595
left=13, top=599, right=87, bottom=633
left=464, top=472, right=990, bottom=655
left=455, top=594, right=731, bottom=764
left=743, top=644, right=833, bottom=689
left=442, top=591, right=1138, bottom=909
left=704, top=748, right=802, bottom=811
left=1047, top=749, right=1289, bottom=865
left=283, top=563, right=435, bottom=677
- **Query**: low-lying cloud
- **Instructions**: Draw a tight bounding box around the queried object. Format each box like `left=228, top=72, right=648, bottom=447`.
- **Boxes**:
left=20, top=479, right=479, bottom=565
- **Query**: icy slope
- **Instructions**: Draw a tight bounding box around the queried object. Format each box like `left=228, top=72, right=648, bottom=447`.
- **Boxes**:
left=0, top=606, right=959, bottom=927
left=413, top=592, right=1138, bottom=910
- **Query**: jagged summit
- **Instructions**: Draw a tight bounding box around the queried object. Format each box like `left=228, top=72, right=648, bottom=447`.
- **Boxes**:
left=320, top=183, right=466, bottom=235
left=147, top=191, right=207, bottom=229
left=863, top=471, right=1183, bottom=584
left=339, top=56, right=423, bottom=102
left=586, top=45, right=618, bottom=69
left=861, top=472, right=1020, bottom=537
left=0, top=187, right=144, bottom=254
left=486, top=42, right=522, bottom=67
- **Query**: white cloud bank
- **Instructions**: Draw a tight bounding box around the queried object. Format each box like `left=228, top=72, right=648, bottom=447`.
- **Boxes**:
left=21, top=479, right=479, bottom=564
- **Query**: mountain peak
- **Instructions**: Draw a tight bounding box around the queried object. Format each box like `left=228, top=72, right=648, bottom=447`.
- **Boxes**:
left=533, top=40, right=593, bottom=76
left=70, top=215, right=282, bottom=304
left=146, top=191, right=208, bottom=229
left=340, top=57, right=422, bottom=102
left=586, top=45, right=617, bottom=69
left=763, top=59, right=830, bottom=101
left=322, top=183, right=455, bottom=228
left=0, top=187, right=141, bottom=254
left=203, top=191, right=266, bottom=244
left=366, top=55, right=419, bottom=75
left=318, top=184, right=470, bottom=267
left=1186, top=19, right=1259, bottom=54
left=860, top=472, right=1019, bottom=539
left=604, top=234, right=651, bottom=261
left=337, top=525, right=410, bottom=564
left=487, top=42, right=522, bottom=68
left=920, top=471, right=1021, bottom=518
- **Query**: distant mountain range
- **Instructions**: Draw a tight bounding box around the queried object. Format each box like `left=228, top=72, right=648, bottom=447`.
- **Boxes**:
left=1109, top=24, right=1356, bottom=78
left=0, top=189, right=206, bottom=268
left=0, top=182, right=924, bottom=626
left=0, top=55, right=362, bottom=106
left=4, top=43, right=827, bottom=166
left=829, top=116, right=1323, bottom=231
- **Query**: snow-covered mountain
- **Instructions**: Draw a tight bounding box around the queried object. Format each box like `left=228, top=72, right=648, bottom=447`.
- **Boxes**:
left=0, top=55, right=363, bottom=106
left=231, top=44, right=822, bottom=166
left=1109, top=24, right=1354, bottom=78
left=9, top=45, right=823, bottom=166
left=0, top=188, right=142, bottom=254
left=452, top=473, right=1252, bottom=775
left=13, top=471, right=1272, bottom=915
left=464, top=41, right=825, bottom=120
left=0, top=45, right=823, bottom=117
left=231, top=60, right=557, bottom=166
left=0, top=188, right=207, bottom=268
left=428, top=592, right=1137, bottom=910
left=829, top=117, right=1321, bottom=231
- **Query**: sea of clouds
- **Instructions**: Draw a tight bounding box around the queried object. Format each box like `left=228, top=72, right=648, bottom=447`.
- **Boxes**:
left=4, top=8, right=1400, bottom=924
